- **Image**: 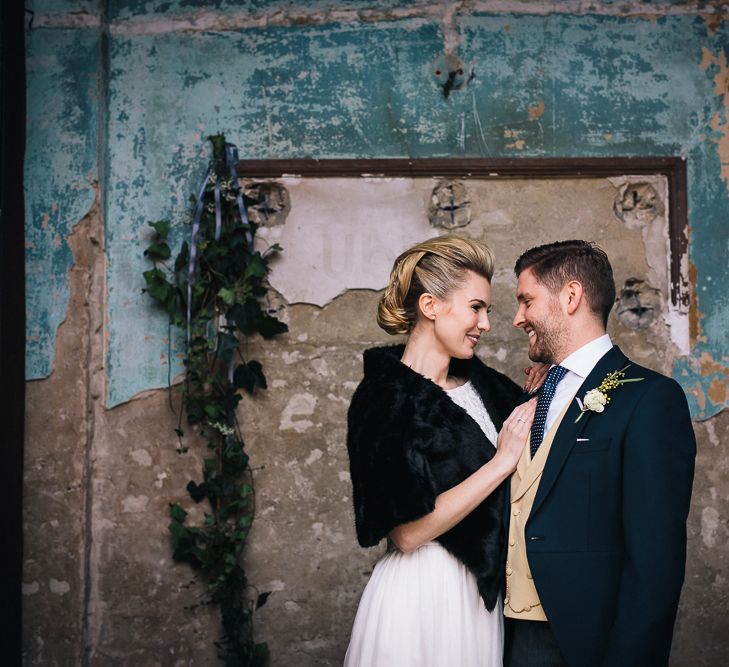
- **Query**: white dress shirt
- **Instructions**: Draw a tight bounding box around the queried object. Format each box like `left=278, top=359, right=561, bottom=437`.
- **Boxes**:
left=544, top=334, right=613, bottom=434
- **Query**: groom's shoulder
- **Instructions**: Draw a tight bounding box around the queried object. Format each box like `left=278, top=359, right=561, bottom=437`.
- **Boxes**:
left=618, top=352, right=689, bottom=400
left=622, top=358, right=666, bottom=382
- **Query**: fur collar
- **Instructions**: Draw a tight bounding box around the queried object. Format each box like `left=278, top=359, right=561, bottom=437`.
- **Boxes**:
left=361, top=344, right=515, bottom=442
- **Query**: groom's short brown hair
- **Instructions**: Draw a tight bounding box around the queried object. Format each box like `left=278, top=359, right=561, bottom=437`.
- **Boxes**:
left=514, top=240, right=616, bottom=327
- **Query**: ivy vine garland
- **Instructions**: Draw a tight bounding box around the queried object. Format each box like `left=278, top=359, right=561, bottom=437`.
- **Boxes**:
left=143, top=134, right=285, bottom=666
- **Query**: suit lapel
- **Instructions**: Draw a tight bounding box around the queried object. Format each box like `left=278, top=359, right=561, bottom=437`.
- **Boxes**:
left=530, top=345, right=628, bottom=518
left=510, top=434, right=531, bottom=503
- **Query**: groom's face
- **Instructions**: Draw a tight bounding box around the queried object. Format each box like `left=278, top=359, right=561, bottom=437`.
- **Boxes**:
left=513, top=268, right=568, bottom=364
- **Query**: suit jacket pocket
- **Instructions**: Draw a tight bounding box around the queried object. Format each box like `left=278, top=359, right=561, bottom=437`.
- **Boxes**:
left=573, top=437, right=611, bottom=453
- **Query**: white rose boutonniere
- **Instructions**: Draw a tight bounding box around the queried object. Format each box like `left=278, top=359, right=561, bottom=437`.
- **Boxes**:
left=581, top=389, right=607, bottom=413
left=575, top=365, right=644, bottom=423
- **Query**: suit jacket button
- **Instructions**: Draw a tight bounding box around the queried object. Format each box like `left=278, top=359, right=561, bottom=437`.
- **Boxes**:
left=509, top=539, right=515, bottom=547
left=504, top=596, right=510, bottom=605
left=513, top=509, right=521, bottom=516
left=527, top=572, right=533, bottom=580
left=506, top=567, right=513, bottom=576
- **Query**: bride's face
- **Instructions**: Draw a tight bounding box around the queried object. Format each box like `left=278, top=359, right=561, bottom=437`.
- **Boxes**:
left=430, top=270, right=492, bottom=359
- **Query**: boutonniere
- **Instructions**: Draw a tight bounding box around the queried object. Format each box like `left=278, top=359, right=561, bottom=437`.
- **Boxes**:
left=574, top=365, right=644, bottom=423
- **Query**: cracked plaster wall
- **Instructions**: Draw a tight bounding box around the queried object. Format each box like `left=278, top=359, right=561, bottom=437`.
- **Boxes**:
left=23, top=1, right=729, bottom=665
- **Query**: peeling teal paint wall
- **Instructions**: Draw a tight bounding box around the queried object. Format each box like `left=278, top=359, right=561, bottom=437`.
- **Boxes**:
left=108, top=0, right=424, bottom=18
left=24, top=3, right=729, bottom=415
left=25, top=26, right=99, bottom=378
left=30, top=0, right=100, bottom=14
left=105, top=0, right=720, bottom=20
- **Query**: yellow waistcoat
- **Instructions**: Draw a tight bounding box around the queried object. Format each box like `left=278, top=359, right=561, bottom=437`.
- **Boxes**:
left=504, top=399, right=573, bottom=621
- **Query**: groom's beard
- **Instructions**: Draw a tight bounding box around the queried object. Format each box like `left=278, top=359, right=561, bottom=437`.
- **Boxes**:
left=526, top=306, right=567, bottom=365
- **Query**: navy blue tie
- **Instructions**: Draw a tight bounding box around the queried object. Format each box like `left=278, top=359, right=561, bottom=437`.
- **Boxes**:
left=530, top=365, right=568, bottom=458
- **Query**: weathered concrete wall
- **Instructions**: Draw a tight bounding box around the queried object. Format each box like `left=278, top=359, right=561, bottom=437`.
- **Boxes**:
left=24, top=192, right=101, bottom=664
left=23, top=1, right=729, bottom=665
left=23, top=189, right=220, bottom=665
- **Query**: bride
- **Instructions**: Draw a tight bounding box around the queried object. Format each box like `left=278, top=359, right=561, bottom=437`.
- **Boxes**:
left=344, top=235, right=538, bottom=666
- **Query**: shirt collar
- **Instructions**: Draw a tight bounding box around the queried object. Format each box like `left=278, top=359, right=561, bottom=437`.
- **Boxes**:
left=558, top=334, right=613, bottom=380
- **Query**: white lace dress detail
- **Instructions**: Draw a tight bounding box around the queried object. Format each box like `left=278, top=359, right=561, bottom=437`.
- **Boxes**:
left=446, top=380, right=499, bottom=446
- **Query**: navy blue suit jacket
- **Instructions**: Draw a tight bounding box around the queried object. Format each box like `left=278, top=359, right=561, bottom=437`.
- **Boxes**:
left=508, top=346, right=696, bottom=666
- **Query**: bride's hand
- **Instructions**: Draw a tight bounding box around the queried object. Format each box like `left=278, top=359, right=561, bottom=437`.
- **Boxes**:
left=523, top=362, right=550, bottom=394
left=495, top=398, right=536, bottom=473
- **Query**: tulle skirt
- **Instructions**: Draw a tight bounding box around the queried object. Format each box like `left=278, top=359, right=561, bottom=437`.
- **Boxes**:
left=344, top=542, right=503, bottom=667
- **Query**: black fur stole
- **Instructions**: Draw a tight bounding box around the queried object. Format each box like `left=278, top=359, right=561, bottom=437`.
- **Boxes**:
left=346, top=344, right=522, bottom=611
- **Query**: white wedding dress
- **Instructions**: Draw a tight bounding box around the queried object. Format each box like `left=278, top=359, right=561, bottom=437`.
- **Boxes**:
left=344, top=381, right=504, bottom=667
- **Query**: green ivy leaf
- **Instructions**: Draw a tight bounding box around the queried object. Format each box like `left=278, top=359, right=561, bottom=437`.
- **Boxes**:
left=184, top=396, right=206, bottom=424
left=174, top=241, right=189, bottom=273
left=258, top=314, right=288, bottom=339
left=228, top=227, right=249, bottom=249
left=148, top=219, right=171, bottom=238
left=142, top=269, right=176, bottom=314
left=170, top=524, right=204, bottom=567
left=221, top=391, right=242, bottom=413
left=244, top=254, right=267, bottom=279
left=204, top=403, right=224, bottom=419
left=170, top=503, right=188, bottom=522
left=207, top=133, right=226, bottom=159
left=228, top=300, right=262, bottom=336
left=144, top=241, right=171, bottom=261
left=233, top=360, right=267, bottom=394
left=223, top=444, right=249, bottom=474
left=187, top=480, right=207, bottom=503
left=217, top=287, right=236, bottom=305
left=168, top=519, right=185, bottom=539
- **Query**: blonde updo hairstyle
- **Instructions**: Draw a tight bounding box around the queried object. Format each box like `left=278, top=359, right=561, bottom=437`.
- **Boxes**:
left=377, top=235, right=495, bottom=335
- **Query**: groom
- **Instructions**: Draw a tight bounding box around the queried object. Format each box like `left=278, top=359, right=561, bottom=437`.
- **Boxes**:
left=504, top=240, right=695, bottom=666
